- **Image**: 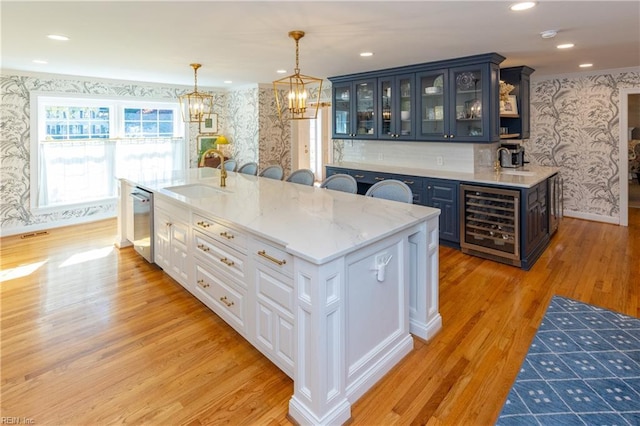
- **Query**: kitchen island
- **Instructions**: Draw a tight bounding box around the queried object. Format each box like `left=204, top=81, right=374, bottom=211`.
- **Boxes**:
left=117, top=167, right=441, bottom=425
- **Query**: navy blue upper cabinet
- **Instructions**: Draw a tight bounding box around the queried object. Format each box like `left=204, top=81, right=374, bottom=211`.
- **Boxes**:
left=332, top=79, right=377, bottom=139
left=329, top=53, right=505, bottom=143
left=499, top=66, right=535, bottom=140
left=377, top=74, right=415, bottom=140
left=416, top=69, right=449, bottom=140
left=417, top=63, right=502, bottom=142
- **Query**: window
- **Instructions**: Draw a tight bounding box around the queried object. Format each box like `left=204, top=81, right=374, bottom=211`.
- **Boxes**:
left=123, top=108, right=175, bottom=137
left=32, top=94, right=186, bottom=211
left=45, top=106, right=111, bottom=139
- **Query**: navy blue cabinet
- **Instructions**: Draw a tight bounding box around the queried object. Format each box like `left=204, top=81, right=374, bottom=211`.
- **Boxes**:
left=377, top=73, right=415, bottom=140
left=416, top=69, right=449, bottom=141
left=332, top=79, right=377, bottom=139
left=417, top=62, right=502, bottom=142
left=330, top=52, right=505, bottom=143
left=520, top=180, right=549, bottom=269
left=425, top=179, right=459, bottom=244
left=499, top=66, right=535, bottom=140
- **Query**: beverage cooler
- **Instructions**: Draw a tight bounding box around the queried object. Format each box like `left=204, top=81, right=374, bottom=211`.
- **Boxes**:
left=460, top=184, right=521, bottom=267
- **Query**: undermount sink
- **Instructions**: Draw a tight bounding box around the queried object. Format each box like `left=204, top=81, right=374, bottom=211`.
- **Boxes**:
left=499, top=169, right=537, bottom=177
left=164, top=183, right=232, bottom=198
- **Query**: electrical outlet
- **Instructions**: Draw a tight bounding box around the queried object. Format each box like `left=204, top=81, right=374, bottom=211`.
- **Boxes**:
left=378, top=153, right=384, bottom=160
left=437, top=156, right=444, bottom=166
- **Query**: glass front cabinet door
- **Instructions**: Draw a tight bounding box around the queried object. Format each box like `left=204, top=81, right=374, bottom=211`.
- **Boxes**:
left=417, top=63, right=500, bottom=142
left=332, top=83, right=352, bottom=138
left=448, top=63, right=500, bottom=142
left=378, top=74, right=415, bottom=140
left=451, top=66, right=486, bottom=141
left=417, top=69, right=448, bottom=140
left=332, top=79, right=377, bottom=139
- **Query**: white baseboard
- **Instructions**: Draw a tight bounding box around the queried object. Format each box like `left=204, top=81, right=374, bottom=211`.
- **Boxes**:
left=563, top=210, right=619, bottom=225
left=0, top=212, right=116, bottom=238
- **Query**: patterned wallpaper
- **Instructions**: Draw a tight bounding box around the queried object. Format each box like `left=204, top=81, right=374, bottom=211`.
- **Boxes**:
left=225, top=86, right=260, bottom=168
left=259, top=85, right=291, bottom=174
left=526, top=69, right=640, bottom=219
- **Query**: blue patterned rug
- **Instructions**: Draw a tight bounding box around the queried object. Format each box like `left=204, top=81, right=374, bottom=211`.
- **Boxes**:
left=497, top=296, right=640, bottom=425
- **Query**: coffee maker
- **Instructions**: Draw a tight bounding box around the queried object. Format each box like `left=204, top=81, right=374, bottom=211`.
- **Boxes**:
left=499, top=143, right=526, bottom=168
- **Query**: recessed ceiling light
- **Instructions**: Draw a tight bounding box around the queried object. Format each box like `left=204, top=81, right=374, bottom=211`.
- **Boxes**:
left=540, top=30, right=557, bottom=39
left=33, top=59, right=48, bottom=64
left=276, top=69, right=287, bottom=74
left=510, top=2, right=536, bottom=11
left=360, top=52, right=374, bottom=57
left=557, top=43, right=575, bottom=49
left=579, top=63, right=593, bottom=68
left=224, top=80, right=233, bottom=84
left=47, top=34, right=69, bottom=41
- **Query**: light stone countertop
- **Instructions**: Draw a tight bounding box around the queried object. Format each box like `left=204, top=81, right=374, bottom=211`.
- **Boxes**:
left=327, top=162, right=560, bottom=188
left=123, top=167, right=440, bottom=264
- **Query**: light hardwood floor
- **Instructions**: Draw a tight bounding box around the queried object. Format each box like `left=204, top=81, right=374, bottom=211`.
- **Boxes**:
left=2, top=210, right=638, bottom=425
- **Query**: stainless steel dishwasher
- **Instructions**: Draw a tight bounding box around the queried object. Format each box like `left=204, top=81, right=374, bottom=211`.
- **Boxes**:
left=130, top=187, right=154, bottom=263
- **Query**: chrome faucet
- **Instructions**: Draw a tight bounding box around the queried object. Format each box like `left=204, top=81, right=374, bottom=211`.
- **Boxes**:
left=495, top=147, right=510, bottom=172
left=199, top=148, right=227, bottom=187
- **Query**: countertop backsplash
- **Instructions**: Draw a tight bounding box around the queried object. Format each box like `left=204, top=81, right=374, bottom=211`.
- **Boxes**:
left=333, top=139, right=501, bottom=173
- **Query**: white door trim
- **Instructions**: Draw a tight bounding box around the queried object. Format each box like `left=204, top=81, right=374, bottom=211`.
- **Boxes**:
left=619, top=87, right=640, bottom=227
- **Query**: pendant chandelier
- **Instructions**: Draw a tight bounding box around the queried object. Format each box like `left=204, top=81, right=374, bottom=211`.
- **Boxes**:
left=179, top=63, right=214, bottom=123
left=273, top=30, right=323, bottom=120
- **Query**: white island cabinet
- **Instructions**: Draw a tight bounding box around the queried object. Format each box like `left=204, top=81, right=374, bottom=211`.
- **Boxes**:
left=117, top=167, right=441, bottom=425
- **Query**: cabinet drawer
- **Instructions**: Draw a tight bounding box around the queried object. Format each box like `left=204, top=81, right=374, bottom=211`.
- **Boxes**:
left=193, top=213, right=247, bottom=252
left=195, top=263, right=246, bottom=331
left=350, top=170, right=378, bottom=184
left=194, top=232, right=246, bottom=285
left=396, top=176, right=423, bottom=191
left=250, top=238, right=293, bottom=277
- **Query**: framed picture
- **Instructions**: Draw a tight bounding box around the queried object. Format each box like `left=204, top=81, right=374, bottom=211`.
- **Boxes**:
left=197, top=134, right=218, bottom=163
left=500, top=95, right=518, bottom=115
left=199, top=113, right=218, bottom=134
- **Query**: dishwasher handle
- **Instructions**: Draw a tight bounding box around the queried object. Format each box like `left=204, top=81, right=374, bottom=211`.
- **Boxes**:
left=130, top=192, right=151, bottom=203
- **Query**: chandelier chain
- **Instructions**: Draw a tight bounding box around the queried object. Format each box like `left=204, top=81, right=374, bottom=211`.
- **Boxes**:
left=294, top=38, right=300, bottom=75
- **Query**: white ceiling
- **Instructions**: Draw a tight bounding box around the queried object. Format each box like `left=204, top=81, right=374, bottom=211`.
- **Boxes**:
left=2, top=0, right=639, bottom=89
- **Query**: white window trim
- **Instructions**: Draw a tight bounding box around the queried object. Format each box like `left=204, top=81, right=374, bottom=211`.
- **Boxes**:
left=30, top=92, right=187, bottom=213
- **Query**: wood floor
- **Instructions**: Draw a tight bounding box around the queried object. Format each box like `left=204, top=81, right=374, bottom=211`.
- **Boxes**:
left=2, top=210, right=638, bottom=425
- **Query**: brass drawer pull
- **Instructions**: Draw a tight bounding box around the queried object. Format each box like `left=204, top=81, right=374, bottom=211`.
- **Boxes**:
left=220, top=296, right=235, bottom=307
left=197, top=279, right=210, bottom=288
left=197, top=244, right=210, bottom=252
left=197, top=221, right=211, bottom=228
left=257, top=250, right=287, bottom=266
left=220, top=257, right=235, bottom=267
left=220, top=231, right=234, bottom=240
left=374, top=177, right=385, bottom=181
